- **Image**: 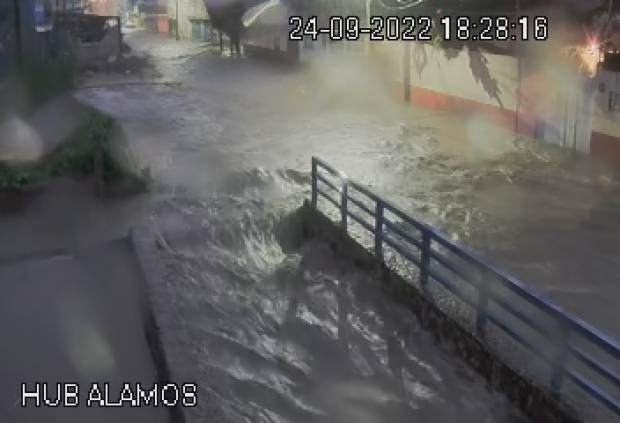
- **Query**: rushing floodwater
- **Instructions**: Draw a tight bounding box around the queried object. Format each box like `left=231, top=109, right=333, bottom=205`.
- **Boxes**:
left=74, top=30, right=620, bottom=421
left=149, top=169, right=525, bottom=422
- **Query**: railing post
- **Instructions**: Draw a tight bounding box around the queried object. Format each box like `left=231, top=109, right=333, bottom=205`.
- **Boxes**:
left=374, top=200, right=384, bottom=261
left=340, top=180, right=348, bottom=231
left=476, top=273, right=488, bottom=337
left=117, top=17, right=122, bottom=57
left=311, top=158, right=318, bottom=208
left=420, top=231, right=431, bottom=291
left=550, top=321, right=570, bottom=396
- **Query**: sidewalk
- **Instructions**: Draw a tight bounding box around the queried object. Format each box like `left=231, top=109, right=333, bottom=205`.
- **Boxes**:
left=0, top=237, right=170, bottom=423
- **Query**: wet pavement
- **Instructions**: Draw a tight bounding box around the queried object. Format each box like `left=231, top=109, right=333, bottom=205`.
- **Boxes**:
left=0, top=238, right=169, bottom=423
left=72, top=30, right=620, bottom=421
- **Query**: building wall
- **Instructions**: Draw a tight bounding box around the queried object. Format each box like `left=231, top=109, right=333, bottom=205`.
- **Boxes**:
left=591, top=70, right=620, bottom=161
left=371, top=41, right=602, bottom=157
left=375, top=41, right=535, bottom=138
left=167, top=0, right=207, bottom=39
left=244, top=2, right=290, bottom=51
left=411, top=43, right=520, bottom=111
left=3, top=0, right=123, bottom=66
left=89, top=0, right=121, bottom=16
left=0, top=1, right=16, bottom=77
left=540, top=76, right=595, bottom=154
left=18, top=0, right=39, bottom=61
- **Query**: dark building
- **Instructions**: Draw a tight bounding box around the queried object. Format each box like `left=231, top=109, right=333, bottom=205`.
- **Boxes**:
left=0, top=2, right=15, bottom=76
left=0, top=1, right=42, bottom=72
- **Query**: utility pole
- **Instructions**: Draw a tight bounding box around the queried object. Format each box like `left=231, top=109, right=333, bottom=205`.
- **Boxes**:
left=13, top=0, right=22, bottom=68
left=515, top=0, right=522, bottom=136
left=175, top=0, right=180, bottom=40
left=606, top=0, right=615, bottom=38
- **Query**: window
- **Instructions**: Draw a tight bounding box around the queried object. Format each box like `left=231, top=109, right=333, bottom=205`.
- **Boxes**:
left=35, top=0, right=55, bottom=32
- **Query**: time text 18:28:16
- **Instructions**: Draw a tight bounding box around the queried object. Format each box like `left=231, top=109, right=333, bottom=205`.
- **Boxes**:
left=289, top=16, right=548, bottom=42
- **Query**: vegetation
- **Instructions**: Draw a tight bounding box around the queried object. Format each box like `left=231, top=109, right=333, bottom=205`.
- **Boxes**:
left=0, top=111, right=146, bottom=191
left=21, top=52, right=76, bottom=106
left=1, top=47, right=147, bottom=195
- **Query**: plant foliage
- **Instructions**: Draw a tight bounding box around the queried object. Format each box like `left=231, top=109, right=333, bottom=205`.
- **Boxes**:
left=0, top=111, right=128, bottom=189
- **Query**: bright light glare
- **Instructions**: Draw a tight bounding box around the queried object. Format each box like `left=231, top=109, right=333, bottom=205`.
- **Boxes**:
left=564, top=34, right=604, bottom=78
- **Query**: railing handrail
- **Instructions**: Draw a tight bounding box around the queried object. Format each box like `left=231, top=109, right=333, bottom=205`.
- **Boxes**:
left=312, top=156, right=620, bottom=354
left=311, top=156, right=620, bottom=417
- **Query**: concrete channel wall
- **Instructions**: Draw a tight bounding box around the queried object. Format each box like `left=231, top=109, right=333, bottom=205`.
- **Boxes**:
left=297, top=200, right=579, bottom=423
left=129, top=230, right=187, bottom=423
left=129, top=226, right=228, bottom=423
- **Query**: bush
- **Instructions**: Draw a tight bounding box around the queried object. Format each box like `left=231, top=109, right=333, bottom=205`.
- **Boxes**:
left=0, top=111, right=142, bottom=190
left=20, top=52, right=76, bottom=106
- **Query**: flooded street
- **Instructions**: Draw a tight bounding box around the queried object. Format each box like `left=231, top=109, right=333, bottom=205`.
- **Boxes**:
left=75, top=30, right=620, bottom=421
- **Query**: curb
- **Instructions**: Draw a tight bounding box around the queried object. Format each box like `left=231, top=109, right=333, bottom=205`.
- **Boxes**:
left=127, top=227, right=187, bottom=423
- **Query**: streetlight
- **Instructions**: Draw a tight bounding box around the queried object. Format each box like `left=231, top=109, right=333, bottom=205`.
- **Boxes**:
left=176, top=0, right=180, bottom=40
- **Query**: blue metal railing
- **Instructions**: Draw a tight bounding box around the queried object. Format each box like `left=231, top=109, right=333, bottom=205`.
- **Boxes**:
left=310, top=156, right=620, bottom=417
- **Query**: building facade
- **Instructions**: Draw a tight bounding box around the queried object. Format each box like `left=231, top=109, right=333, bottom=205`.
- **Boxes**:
left=167, top=0, right=208, bottom=39
left=88, top=0, right=121, bottom=16
left=0, top=1, right=16, bottom=77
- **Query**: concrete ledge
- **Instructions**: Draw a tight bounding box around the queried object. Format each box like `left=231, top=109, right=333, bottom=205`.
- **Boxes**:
left=127, top=229, right=185, bottom=423
left=129, top=225, right=230, bottom=423
left=299, top=200, right=580, bottom=423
